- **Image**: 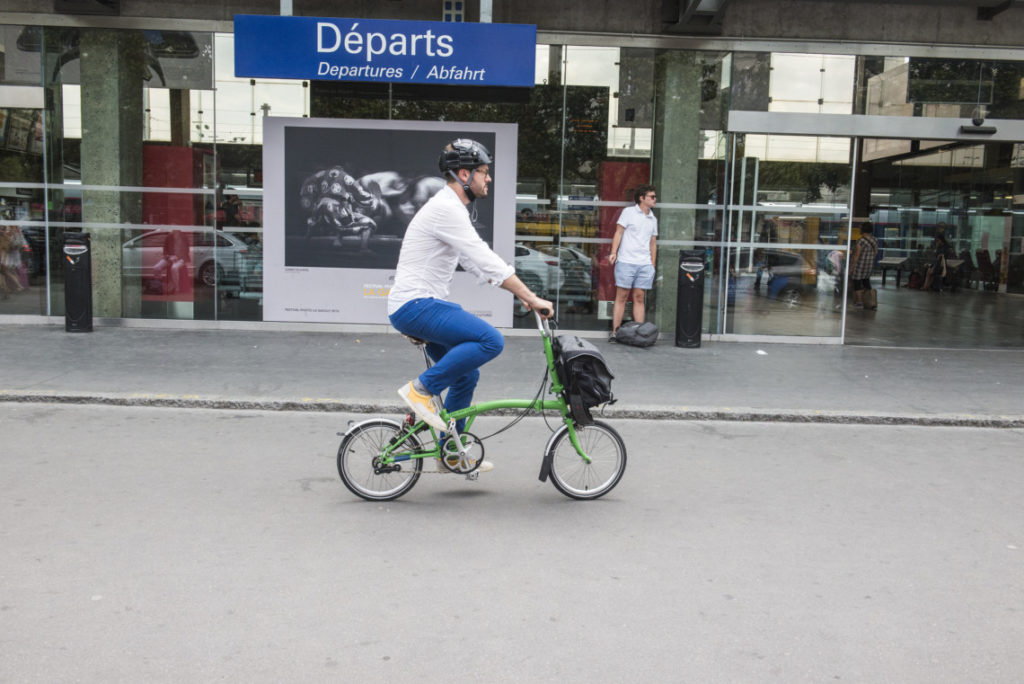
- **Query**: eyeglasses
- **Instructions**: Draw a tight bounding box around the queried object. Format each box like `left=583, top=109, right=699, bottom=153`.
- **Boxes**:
left=474, top=168, right=491, bottom=177
left=646, top=194, right=657, bottom=199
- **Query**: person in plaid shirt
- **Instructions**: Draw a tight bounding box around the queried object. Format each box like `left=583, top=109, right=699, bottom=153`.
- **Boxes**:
left=850, top=222, right=878, bottom=309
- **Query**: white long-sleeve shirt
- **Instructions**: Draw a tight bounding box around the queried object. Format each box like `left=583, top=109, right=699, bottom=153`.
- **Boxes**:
left=387, top=185, right=515, bottom=315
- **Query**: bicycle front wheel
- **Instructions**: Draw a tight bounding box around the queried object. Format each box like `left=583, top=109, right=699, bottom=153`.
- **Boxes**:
left=546, top=420, right=626, bottom=500
left=337, top=419, right=424, bottom=501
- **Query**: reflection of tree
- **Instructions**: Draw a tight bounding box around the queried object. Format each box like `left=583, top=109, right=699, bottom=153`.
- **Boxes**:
left=907, top=58, right=1024, bottom=119
left=215, top=143, right=262, bottom=182
left=0, top=155, right=44, bottom=183
left=757, top=161, right=847, bottom=203
left=310, top=83, right=609, bottom=203
left=518, top=84, right=609, bottom=198
left=730, top=52, right=771, bottom=112
left=697, top=159, right=721, bottom=204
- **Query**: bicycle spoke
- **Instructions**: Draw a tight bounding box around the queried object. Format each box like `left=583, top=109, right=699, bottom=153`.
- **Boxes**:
left=547, top=421, right=626, bottom=500
left=337, top=420, right=423, bottom=501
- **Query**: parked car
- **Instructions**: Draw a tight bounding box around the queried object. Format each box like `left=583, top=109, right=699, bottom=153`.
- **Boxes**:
left=729, top=248, right=819, bottom=308
left=514, top=242, right=595, bottom=310
left=538, top=244, right=592, bottom=272
left=514, top=243, right=562, bottom=298
left=538, top=244, right=594, bottom=293
left=122, top=229, right=257, bottom=287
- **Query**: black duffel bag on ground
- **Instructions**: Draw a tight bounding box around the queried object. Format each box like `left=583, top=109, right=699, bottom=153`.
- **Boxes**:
left=553, top=335, right=615, bottom=426
left=613, top=321, right=659, bottom=347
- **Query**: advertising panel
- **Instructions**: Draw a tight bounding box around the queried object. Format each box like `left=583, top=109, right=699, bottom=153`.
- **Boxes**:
left=262, top=117, right=518, bottom=325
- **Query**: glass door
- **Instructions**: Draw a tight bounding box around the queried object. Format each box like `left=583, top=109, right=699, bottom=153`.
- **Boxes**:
left=724, top=110, right=1024, bottom=347
left=717, top=132, right=854, bottom=340
left=844, top=138, right=1024, bottom=348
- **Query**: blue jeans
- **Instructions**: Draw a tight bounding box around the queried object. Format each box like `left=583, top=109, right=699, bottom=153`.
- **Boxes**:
left=389, top=298, right=505, bottom=431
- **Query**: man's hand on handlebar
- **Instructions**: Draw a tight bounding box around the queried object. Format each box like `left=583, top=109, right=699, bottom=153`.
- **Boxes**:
left=501, top=274, right=553, bottom=319
left=519, top=294, right=554, bottom=319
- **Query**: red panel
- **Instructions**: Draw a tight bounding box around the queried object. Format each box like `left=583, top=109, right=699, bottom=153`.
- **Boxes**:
left=597, top=161, right=650, bottom=300
left=143, top=145, right=198, bottom=226
left=141, top=145, right=200, bottom=302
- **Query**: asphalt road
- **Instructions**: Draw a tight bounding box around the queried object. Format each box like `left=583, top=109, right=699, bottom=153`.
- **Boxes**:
left=2, top=404, right=1023, bottom=683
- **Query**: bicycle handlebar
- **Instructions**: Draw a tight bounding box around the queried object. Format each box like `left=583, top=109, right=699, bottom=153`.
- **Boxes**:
left=533, top=308, right=552, bottom=336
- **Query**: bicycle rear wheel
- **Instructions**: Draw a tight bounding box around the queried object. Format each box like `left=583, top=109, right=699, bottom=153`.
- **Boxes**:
left=337, top=419, right=424, bottom=501
left=546, top=420, right=626, bottom=500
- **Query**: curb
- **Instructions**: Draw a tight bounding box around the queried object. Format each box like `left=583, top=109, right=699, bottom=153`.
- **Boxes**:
left=3, top=390, right=1022, bottom=428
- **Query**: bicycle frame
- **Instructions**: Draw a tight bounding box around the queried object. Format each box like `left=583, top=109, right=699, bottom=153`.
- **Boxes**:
left=379, top=311, right=589, bottom=469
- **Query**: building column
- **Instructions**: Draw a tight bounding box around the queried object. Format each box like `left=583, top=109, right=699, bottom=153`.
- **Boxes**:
left=79, top=29, right=144, bottom=317
left=169, top=89, right=191, bottom=147
left=651, top=50, right=703, bottom=329
left=40, top=32, right=65, bottom=299
left=548, top=45, right=563, bottom=86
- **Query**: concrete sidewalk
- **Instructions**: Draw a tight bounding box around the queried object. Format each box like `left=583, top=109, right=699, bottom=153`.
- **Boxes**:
left=2, top=323, right=1023, bottom=426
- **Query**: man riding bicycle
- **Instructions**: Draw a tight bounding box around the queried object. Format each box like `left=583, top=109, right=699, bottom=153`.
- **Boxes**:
left=388, top=139, right=553, bottom=468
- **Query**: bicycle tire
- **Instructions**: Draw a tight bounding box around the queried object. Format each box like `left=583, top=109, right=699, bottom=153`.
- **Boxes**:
left=337, top=419, right=424, bottom=501
left=546, top=420, right=626, bottom=500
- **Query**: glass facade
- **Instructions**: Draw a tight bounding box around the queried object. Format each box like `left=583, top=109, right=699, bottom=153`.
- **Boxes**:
left=2, top=22, right=1022, bottom=347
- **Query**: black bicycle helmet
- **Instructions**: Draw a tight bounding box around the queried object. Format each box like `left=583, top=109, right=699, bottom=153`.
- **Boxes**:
left=438, top=138, right=493, bottom=175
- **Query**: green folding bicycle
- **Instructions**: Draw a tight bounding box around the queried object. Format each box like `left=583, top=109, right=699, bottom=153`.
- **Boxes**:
left=336, top=310, right=626, bottom=501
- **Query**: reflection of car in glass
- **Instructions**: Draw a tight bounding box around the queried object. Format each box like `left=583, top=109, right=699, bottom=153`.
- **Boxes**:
left=730, top=248, right=819, bottom=308
left=514, top=243, right=595, bottom=311
left=538, top=244, right=594, bottom=293
left=122, top=229, right=257, bottom=287
left=514, top=243, right=562, bottom=298
left=539, top=244, right=592, bottom=271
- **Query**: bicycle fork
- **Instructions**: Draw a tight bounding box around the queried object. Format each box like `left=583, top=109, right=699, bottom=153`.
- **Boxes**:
left=538, top=421, right=589, bottom=483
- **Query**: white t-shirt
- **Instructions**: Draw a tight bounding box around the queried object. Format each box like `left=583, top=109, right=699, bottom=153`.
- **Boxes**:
left=615, top=204, right=658, bottom=265
left=387, top=185, right=515, bottom=315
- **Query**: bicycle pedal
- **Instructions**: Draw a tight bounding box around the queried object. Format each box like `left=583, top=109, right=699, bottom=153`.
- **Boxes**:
left=465, top=471, right=479, bottom=482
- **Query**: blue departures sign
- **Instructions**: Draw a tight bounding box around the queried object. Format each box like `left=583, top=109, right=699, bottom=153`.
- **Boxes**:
left=234, top=15, right=536, bottom=87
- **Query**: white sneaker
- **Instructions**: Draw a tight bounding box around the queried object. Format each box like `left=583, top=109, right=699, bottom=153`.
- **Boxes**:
left=397, top=382, right=447, bottom=432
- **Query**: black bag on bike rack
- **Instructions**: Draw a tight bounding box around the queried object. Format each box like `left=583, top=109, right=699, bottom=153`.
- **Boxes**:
left=553, top=335, right=615, bottom=426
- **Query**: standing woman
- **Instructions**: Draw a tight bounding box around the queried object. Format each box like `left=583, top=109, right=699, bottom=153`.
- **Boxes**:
left=609, top=184, right=658, bottom=338
left=850, top=221, right=879, bottom=310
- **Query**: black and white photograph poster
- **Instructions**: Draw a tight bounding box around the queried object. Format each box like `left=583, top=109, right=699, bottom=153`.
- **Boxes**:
left=262, top=117, right=518, bottom=325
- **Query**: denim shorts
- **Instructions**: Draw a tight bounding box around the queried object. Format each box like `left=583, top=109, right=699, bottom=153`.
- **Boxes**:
left=614, top=261, right=655, bottom=289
